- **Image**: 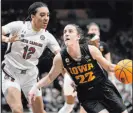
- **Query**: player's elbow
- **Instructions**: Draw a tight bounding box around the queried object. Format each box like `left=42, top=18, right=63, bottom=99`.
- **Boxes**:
left=47, top=75, right=53, bottom=83
left=48, top=73, right=57, bottom=83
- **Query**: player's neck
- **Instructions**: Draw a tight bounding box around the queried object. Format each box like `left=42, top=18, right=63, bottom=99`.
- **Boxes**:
left=31, top=21, right=41, bottom=32
left=67, top=43, right=81, bottom=60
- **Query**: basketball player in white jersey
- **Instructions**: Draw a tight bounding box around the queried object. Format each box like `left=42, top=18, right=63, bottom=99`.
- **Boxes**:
left=2, top=2, right=61, bottom=113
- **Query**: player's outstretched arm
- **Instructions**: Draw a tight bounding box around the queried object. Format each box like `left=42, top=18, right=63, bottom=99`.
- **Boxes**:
left=105, top=52, right=114, bottom=75
left=105, top=52, right=116, bottom=84
left=28, top=53, right=63, bottom=104
left=37, top=53, right=63, bottom=88
left=2, top=29, right=20, bottom=43
left=89, top=45, right=116, bottom=72
left=2, top=21, right=24, bottom=43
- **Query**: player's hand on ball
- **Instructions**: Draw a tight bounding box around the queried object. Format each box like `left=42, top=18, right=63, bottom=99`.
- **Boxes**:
left=28, top=84, right=38, bottom=105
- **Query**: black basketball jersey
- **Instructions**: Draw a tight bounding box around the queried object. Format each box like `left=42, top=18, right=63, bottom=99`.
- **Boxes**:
left=60, top=43, right=107, bottom=88
left=99, top=41, right=110, bottom=57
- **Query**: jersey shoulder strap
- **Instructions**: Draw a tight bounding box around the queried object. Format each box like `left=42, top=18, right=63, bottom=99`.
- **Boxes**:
left=60, top=48, right=67, bottom=67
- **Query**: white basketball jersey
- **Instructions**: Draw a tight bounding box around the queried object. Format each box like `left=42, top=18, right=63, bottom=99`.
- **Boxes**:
left=2, top=21, right=60, bottom=69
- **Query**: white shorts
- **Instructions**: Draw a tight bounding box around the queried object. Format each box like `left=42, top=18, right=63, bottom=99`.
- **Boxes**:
left=2, top=62, right=42, bottom=99
left=63, top=73, right=77, bottom=97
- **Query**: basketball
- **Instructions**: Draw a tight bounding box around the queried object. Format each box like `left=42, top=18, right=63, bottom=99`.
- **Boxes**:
left=115, top=59, right=132, bottom=84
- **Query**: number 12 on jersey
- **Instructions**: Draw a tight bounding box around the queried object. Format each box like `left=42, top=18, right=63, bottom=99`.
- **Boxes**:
left=23, top=45, right=36, bottom=59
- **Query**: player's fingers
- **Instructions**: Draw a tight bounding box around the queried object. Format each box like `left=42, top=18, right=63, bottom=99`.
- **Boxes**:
left=9, top=38, right=19, bottom=42
left=14, top=37, right=20, bottom=41
left=12, top=32, right=20, bottom=40
left=10, top=36, right=20, bottom=42
left=13, top=35, right=19, bottom=40
left=12, top=33, right=18, bottom=38
left=12, top=31, right=19, bottom=36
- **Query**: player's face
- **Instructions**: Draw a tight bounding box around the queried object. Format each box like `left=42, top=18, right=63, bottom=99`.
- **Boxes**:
left=32, top=7, right=50, bottom=29
left=88, top=25, right=100, bottom=36
left=63, top=25, right=80, bottom=46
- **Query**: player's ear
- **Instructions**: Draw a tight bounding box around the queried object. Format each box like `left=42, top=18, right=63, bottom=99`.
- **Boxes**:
left=31, top=14, right=35, bottom=19
left=77, top=34, right=80, bottom=40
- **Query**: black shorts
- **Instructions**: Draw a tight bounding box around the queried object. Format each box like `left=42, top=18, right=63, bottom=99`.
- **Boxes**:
left=77, top=80, right=127, bottom=113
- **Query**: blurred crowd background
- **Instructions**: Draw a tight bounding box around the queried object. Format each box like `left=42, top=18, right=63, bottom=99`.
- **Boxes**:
left=1, top=0, right=132, bottom=113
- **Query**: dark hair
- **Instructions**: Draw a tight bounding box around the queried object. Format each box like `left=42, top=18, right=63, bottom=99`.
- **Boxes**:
left=24, top=2, right=48, bottom=21
left=80, top=33, right=96, bottom=44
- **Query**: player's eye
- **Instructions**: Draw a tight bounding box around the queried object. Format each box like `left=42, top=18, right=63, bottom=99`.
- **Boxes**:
left=69, top=30, right=73, bottom=33
left=40, top=15, right=45, bottom=17
left=40, top=13, right=49, bottom=17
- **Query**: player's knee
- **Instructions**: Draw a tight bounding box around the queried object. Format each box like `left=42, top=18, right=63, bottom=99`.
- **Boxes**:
left=12, top=104, right=23, bottom=113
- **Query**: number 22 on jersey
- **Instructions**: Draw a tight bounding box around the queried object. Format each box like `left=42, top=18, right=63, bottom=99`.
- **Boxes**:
left=75, top=71, right=96, bottom=84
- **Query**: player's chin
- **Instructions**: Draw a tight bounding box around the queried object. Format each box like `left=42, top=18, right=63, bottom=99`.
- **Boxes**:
left=65, top=42, right=72, bottom=47
left=42, top=24, right=47, bottom=29
left=65, top=42, right=69, bottom=46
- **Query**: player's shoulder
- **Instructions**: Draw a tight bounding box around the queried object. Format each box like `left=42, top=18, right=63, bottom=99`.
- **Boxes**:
left=45, top=30, right=54, bottom=37
left=88, top=44, right=97, bottom=49
left=88, top=45, right=102, bottom=59
left=2, top=21, right=26, bottom=34
left=3, top=21, right=24, bottom=27
left=88, top=45, right=99, bottom=53
left=11, top=21, right=24, bottom=25
left=42, top=30, right=56, bottom=39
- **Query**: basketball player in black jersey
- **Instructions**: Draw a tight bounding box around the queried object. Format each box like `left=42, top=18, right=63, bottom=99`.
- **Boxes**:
left=28, top=24, right=128, bottom=113
left=79, top=22, right=117, bottom=113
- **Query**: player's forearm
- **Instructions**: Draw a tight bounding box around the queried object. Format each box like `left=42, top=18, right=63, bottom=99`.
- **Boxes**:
left=36, top=72, right=59, bottom=88
left=108, top=64, right=116, bottom=72
left=36, top=75, right=52, bottom=89
left=105, top=53, right=114, bottom=73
